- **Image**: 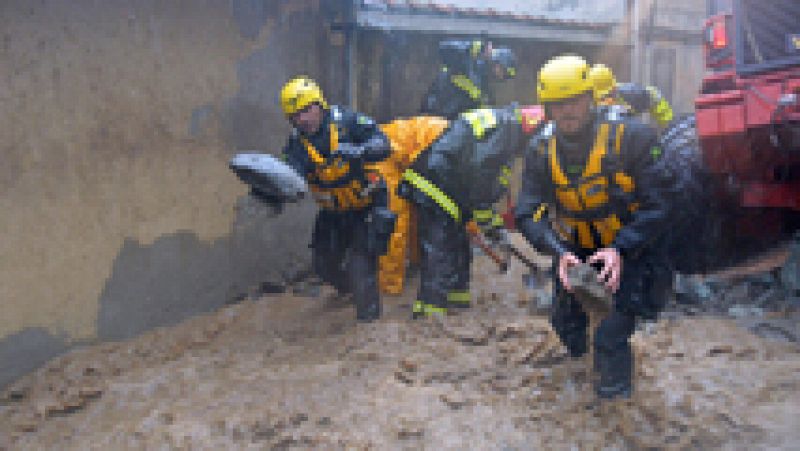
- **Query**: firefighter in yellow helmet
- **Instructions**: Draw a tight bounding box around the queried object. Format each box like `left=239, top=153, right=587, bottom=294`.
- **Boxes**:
left=589, top=64, right=674, bottom=128
left=515, top=55, right=677, bottom=399
left=279, top=76, right=394, bottom=322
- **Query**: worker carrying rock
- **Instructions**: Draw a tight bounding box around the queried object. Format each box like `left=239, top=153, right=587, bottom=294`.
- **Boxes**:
left=515, top=55, right=677, bottom=399
left=589, top=63, right=674, bottom=128
left=398, top=104, right=544, bottom=318
left=420, top=39, right=517, bottom=119
left=277, top=76, right=396, bottom=322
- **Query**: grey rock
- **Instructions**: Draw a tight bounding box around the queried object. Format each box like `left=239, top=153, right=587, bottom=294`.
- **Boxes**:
left=567, top=264, right=612, bottom=316
left=753, top=288, right=780, bottom=307
left=723, top=282, right=750, bottom=305
left=533, top=290, right=553, bottom=312
left=673, top=274, right=714, bottom=304
left=728, top=304, right=764, bottom=318
left=522, top=272, right=538, bottom=290
left=744, top=320, right=799, bottom=343
left=292, top=280, right=322, bottom=298
left=746, top=271, right=777, bottom=287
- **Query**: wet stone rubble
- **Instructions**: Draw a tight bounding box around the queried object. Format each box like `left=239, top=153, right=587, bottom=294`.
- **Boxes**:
left=1, top=236, right=799, bottom=450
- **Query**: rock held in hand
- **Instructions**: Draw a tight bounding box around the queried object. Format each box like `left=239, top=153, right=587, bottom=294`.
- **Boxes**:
left=567, top=264, right=612, bottom=316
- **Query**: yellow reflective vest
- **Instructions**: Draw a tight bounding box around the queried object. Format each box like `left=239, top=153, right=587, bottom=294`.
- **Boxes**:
left=301, top=122, right=374, bottom=211
left=544, top=122, right=639, bottom=250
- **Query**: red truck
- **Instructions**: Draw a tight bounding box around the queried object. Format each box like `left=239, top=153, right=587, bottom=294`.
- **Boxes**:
left=695, top=0, right=800, bottom=241
left=627, top=0, right=799, bottom=273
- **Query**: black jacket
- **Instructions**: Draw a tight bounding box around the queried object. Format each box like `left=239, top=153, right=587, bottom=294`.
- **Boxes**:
left=420, top=40, right=493, bottom=119
left=409, top=106, right=528, bottom=215
left=515, top=115, right=674, bottom=259
left=282, top=105, right=390, bottom=180
left=420, top=69, right=489, bottom=120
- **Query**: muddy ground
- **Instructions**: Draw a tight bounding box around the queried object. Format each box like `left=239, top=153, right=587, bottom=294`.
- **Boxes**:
left=1, top=237, right=799, bottom=450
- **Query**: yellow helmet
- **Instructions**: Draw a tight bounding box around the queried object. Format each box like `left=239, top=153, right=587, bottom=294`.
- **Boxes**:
left=536, top=55, right=593, bottom=103
left=589, top=64, right=617, bottom=101
left=280, top=76, right=328, bottom=117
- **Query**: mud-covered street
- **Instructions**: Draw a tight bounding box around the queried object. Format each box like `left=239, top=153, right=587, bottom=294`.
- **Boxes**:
left=3, top=1, right=800, bottom=449
left=2, top=239, right=799, bottom=450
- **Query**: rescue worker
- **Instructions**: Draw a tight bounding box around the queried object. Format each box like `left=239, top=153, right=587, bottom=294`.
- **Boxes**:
left=515, top=55, right=676, bottom=398
left=589, top=64, right=674, bottom=128
left=279, top=76, right=394, bottom=322
left=398, top=105, right=543, bottom=317
left=420, top=39, right=517, bottom=119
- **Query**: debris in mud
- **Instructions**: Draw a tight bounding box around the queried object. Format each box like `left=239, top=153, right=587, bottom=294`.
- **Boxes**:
left=2, top=254, right=799, bottom=449
left=398, top=358, right=418, bottom=374
left=669, top=239, right=800, bottom=319
left=495, top=322, right=527, bottom=341
left=440, top=321, right=491, bottom=346
left=728, top=304, right=764, bottom=318
left=1, top=385, right=30, bottom=403
left=439, top=390, right=472, bottom=410
left=707, top=344, right=734, bottom=356
left=395, top=417, right=425, bottom=440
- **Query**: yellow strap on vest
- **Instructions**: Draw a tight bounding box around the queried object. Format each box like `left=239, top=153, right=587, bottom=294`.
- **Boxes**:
left=548, top=123, right=612, bottom=213
left=548, top=122, right=635, bottom=249
left=301, top=122, right=338, bottom=165
left=301, top=123, right=372, bottom=211
left=582, top=123, right=611, bottom=178
left=549, top=123, right=626, bottom=192
left=402, top=169, right=461, bottom=223
left=451, top=74, right=483, bottom=102
left=532, top=203, right=548, bottom=222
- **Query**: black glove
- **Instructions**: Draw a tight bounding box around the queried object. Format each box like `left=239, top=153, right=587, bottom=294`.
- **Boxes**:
left=336, top=143, right=365, bottom=160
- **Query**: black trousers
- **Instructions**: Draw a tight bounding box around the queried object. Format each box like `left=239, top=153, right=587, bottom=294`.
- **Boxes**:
left=451, top=225, right=472, bottom=306
left=415, top=203, right=470, bottom=313
left=310, top=209, right=380, bottom=321
left=550, top=253, right=671, bottom=394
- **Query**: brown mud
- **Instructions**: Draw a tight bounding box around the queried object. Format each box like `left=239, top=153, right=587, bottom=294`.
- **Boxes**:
left=2, top=239, right=799, bottom=450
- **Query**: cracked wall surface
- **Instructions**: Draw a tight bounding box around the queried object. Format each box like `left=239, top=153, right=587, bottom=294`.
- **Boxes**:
left=0, top=0, right=347, bottom=388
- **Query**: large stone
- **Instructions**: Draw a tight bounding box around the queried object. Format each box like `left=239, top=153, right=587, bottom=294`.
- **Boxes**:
left=727, top=305, right=764, bottom=318
left=673, top=273, right=714, bottom=304
left=567, top=264, right=612, bottom=316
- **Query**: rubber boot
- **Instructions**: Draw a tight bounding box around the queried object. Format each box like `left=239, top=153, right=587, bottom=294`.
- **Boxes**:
left=594, top=311, right=635, bottom=399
